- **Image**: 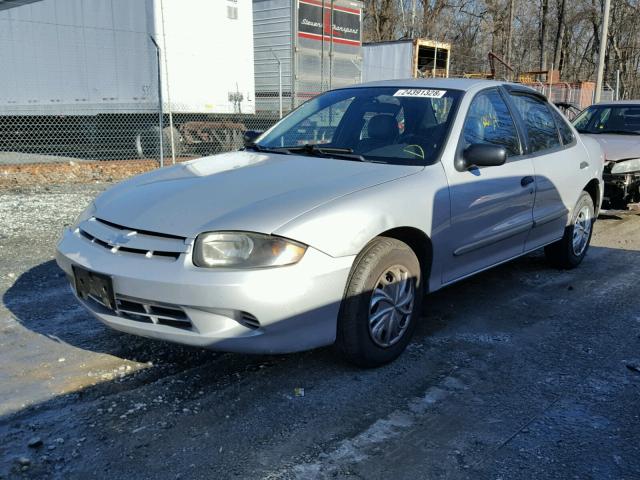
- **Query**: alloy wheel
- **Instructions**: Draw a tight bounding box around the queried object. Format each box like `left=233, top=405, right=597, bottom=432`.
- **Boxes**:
left=572, top=205, right=592, bottom=256
left=368, top=265, right=415, bottom=348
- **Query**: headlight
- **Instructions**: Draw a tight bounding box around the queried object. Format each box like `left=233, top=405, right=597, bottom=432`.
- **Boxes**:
left=73, top=202, right=96, bottom=226
left=611, top=158, right=640, bottom=175
left=193, top=232, right=307, bottom=268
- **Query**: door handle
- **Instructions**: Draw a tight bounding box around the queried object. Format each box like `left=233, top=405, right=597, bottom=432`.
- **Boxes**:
left=521, top=176, right=534, bottom=187
left=580, top=161, right=589, bottom=169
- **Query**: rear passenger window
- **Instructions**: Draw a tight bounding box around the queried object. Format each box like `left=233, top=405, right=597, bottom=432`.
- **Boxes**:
left=510, top=95, right=561, bottom=152
left=462, top=89, right=521, bottom=156
left=551, top=108, right=575, bottom=145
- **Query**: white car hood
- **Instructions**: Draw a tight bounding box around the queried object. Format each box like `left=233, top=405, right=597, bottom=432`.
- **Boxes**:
left=587, top=134, right=640, bottom=161
left=95, top=151, right=422, bottom=238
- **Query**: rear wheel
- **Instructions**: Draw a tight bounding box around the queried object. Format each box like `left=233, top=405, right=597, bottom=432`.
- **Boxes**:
left=336, top=237, right=422, bottom=367
left=544, top=191, right=595, bottom=269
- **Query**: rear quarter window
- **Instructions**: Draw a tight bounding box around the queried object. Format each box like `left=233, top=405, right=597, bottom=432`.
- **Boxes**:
left=551, top=108, right=575, bottom=145
left=510, top=94, right=561, bottom=153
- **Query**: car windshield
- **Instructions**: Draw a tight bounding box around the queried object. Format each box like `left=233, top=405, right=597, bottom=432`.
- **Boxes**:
left=253, top=87, right=462, bottom=165
left=573, top=105, right=640, bottom=135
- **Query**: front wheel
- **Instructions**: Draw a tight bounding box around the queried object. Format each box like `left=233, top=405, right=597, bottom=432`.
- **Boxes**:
left=544, top=191, right=595, bottom=269
left=336, top=237, right=422, bottom=367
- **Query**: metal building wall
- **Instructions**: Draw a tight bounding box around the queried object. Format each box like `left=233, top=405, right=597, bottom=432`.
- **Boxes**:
left=362, top=41, right=414, bottom=83
left=253, top=0, right=293, bottom=114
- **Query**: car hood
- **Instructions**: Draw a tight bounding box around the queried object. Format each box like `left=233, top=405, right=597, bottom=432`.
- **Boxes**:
left=585, top=134, right=640, bottom=161
left=95, top=151, right=422, bottom=238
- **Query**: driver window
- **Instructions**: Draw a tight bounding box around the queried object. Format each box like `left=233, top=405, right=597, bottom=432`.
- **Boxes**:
left=279, top=97, right=353, bottom=146
left=462, top=89, right=521, bottom=156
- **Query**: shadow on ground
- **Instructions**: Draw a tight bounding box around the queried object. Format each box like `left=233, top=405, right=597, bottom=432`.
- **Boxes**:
left=2, top=249, right=555, bottom=367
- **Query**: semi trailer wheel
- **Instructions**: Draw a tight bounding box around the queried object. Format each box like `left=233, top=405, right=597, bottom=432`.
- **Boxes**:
left=135, top=126, right=184, bottom=159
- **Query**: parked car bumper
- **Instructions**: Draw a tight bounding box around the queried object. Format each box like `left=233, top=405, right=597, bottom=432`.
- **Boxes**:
left=603, top=169, right=640, bottom=209
left=55, top=227, right=354, bottom=353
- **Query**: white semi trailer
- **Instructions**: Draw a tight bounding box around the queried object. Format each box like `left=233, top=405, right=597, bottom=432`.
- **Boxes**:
left=0, top=0, right=256, bottom=159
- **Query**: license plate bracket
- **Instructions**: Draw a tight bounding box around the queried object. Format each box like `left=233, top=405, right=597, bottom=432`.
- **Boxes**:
left=73, top=266, right=116, bottom=311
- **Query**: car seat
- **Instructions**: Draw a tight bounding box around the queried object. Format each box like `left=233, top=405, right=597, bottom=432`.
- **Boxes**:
left=358, top=114, right=399, bottom=152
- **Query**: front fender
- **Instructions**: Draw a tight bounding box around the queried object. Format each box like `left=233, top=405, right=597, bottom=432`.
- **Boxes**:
left=273, top=163, right=450, bottom=258
left=580, top=136, right=605, bottom=177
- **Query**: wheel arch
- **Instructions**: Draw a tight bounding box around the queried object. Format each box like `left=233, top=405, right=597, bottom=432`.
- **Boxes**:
left=583, top=178, right=601, bottom=215
left=377, top=227, right=433, bottom=293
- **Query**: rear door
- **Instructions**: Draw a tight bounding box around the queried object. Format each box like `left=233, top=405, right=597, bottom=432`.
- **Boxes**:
left=506, top=90, right=586, bottom=251
left=441, top=87, right=535, bottom=283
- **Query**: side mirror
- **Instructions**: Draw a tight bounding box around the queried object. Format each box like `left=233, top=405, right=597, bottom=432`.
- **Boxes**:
left=243, top=130, right=262, bottom=147
left=456, top=143, right=507, bottom=171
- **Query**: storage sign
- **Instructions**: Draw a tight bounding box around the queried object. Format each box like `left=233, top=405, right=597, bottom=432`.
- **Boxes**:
left=298, top=0, right=361, bottom=46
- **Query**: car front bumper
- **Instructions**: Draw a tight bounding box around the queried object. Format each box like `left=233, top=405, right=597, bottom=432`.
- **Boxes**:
left=603, top=171, right=640, bottom=208
left=55, top=227, right=354, bottom=353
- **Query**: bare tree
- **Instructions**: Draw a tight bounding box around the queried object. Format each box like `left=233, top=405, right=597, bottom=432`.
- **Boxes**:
left=539, top=0, right=549, bottom=69
left=360, top=0, right=640, bottom=96
left=363, top=0, right=400, bottom=41
left=552, top=0, right=567, bottom=71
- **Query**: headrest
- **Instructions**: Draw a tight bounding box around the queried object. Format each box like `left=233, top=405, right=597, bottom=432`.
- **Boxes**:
left=367, top=114, right=399, bottom=140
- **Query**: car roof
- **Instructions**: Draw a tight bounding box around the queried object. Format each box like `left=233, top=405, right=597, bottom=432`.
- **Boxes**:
left=343, top=78, right=532, bottom=93
left=593, top=100, right=640, bottom=107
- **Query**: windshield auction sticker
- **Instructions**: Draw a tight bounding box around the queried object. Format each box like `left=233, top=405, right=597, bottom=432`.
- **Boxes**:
left=393, top=89, right=447, bottom=98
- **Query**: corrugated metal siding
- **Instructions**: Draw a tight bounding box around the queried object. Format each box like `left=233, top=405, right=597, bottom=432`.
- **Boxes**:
left=253, top=0, right=293, bottom=113
left=362, top=41, right=414, bottom=82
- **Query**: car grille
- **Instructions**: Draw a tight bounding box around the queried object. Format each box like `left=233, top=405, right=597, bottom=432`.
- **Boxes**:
left=83, top=292, right=192, bottom=330
left=77, top=217, right=188, bottom=261
left=115, top=296, right=192, bottom=330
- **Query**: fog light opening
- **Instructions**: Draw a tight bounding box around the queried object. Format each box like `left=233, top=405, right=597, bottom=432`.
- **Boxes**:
left=239, top=312, right=260, bottom=330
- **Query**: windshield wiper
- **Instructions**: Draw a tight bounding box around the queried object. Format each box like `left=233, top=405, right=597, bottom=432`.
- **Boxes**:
left=285, top=144, right=368, bottom=162
left=243, top=143, right=292, bottom=154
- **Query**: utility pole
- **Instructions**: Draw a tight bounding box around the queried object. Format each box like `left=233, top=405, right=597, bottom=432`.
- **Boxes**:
left=411, top=0, right=416, bottom=37
left=595, top=0, right=611, bottom=103
left=505, top=0, right=514, bottom=66
left=270, top=49, right=283, bottom=119
left=159, top=0, right=176, bottom=164
left=149, top=35, right=163, bottom=168
left=539, top=0, right=550, bottom=71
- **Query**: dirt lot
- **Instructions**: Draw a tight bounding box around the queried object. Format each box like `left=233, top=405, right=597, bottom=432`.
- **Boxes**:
left=1, top=183, right=639, bottom=480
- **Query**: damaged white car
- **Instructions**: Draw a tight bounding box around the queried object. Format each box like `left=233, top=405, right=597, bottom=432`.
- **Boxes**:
left=574, top=101, right=640, bottom=208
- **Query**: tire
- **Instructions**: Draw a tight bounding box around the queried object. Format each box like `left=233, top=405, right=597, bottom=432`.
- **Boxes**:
left=135, top=126, right=184, bottom=159
left=544, top=191, right=595, bottom=269
left=336, top=237, right=422, bottom=368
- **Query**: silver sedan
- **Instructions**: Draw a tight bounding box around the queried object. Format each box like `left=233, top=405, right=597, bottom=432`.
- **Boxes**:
left=56, top=79, right=604, bottom=367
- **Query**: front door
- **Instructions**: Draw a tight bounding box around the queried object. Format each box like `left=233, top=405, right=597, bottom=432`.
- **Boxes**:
left=441, top=88, right=535, bottom=283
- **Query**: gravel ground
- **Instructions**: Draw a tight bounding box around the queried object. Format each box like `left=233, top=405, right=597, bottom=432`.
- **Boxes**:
left=1, top=183, right=639, bottom=479
left=0, top=153, right=92, bottom=165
